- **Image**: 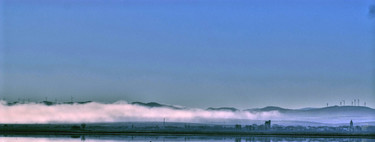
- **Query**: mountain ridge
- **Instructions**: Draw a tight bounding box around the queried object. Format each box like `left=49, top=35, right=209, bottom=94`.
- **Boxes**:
left=4, top=100, right=374, bottom=112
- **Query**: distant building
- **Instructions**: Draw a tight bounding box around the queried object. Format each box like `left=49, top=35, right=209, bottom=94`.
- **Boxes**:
left=245, top=125, right=254, bottom=130
left=235, top=124, right=242, bottom=129
left=265, top=120, right=271, bottom=130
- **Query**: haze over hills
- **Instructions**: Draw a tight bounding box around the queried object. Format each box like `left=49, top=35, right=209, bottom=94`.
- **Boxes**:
left=128, top=101, right=375, bottom=119
left=127, top=101, right=375, bottom=124
left=1, top=100, right=374, bottom=125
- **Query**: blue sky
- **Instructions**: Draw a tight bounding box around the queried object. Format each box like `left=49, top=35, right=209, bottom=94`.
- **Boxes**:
left=1, top=0, right=374, bottom=109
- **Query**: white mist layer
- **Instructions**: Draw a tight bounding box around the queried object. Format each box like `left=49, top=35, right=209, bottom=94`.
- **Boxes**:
left=0, top=101, right=280, bottom=124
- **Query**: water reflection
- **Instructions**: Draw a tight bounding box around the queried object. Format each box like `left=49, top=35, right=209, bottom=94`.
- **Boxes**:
left=0, top=135, right=373, bottom=142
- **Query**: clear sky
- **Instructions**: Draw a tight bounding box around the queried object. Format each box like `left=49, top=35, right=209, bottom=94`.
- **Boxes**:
left=1, top=0, right=374, bottom=109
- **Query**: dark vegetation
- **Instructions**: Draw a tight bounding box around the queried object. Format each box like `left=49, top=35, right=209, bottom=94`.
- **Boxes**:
left=0, top=122, right=374, bottom=137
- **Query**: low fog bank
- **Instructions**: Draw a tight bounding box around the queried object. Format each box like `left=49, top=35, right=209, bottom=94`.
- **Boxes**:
left=0, top=100, right=279, bottom=124
left=0, top=100, right=373, bottom=125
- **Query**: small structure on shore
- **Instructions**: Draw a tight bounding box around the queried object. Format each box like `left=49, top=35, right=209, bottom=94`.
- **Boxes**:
left=235, top=124, right=242, bottom=129
left=265, top=120, right=271, bottom=130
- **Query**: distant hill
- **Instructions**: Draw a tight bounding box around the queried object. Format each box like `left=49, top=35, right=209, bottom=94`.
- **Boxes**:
left=293, top=106, right=375, bottom=116
left=244, top=105, right=375, bottom=124
left=296, top=107, right=319, bottom=111
left=131, top=102, right=184, bottom=110
left=245, top=105, right=375, bottom=114
left=207, top=107, right=239, bottom=112
left=245, top=106, right=290, bottom=112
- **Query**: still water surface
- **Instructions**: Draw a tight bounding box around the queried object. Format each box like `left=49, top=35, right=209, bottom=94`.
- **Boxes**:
left=0, top=135, right=374, bottom=142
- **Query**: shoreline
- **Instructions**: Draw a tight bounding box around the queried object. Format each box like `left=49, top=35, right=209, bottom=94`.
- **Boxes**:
left=1, top=131, right=375, bottom=138
left=1, top=123, right=374, bottom=138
